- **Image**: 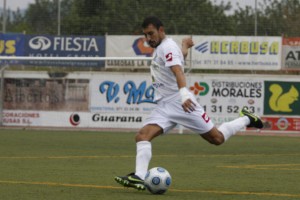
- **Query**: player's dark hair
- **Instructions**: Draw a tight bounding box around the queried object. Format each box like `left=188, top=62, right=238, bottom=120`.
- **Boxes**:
left=142, top=16, right=163, bottom=30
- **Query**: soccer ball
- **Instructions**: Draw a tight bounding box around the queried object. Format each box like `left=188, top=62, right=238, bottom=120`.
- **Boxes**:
left=144, top=167, right=172, bottom=194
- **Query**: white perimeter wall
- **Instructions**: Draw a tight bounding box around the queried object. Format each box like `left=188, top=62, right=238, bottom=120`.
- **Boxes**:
left=2, top=71, right=300, bottom=134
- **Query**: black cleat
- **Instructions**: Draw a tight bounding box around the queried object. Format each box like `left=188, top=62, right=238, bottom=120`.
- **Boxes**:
left=114, top=173, right=145, bottom=191
left=240, top=107, right=264, bottom=129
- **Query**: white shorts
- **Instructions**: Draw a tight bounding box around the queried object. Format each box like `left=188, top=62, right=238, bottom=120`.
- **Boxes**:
left=143, top=95, right=214, bottom=134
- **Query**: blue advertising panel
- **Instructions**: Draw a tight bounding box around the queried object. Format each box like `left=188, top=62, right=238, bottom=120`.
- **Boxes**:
left=0, top=33, right=25, bottom=56
left=0, top=33, right=25, bottom=65
left=24, top=35, right=105, bottom=67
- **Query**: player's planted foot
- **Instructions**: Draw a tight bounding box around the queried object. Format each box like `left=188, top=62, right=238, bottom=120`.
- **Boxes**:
left=240, top=107, right=264, bottom=129
left=114, top=173, right=146, bottom=191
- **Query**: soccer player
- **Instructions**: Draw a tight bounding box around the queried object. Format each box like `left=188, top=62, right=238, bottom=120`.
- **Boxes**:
left=114, top=16, right=263, bottom=191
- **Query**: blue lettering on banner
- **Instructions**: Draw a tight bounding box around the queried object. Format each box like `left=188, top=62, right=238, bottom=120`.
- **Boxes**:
left=99, top=81, right=120, bottom=103
left=124, top=81, right=155, bottom=104
left=99, top=81, right=155, bottom=105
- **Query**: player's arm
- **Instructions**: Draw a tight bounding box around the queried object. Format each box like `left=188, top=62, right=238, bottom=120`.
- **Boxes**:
left=181, top=37, right=194, bottom=60
left=170, top=65, right=196, bottom=113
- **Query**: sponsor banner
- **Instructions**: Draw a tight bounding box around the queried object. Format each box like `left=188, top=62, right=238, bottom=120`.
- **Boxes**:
left=90, top=73, right=156, bottom=113
left=282, top=37, right=300, bottom=69
left=3, top=71, right=300, bottom=131
left=187, top=75, right=264, bottom=126
left=105, top=35, right=189, bottom=68
left=87, top=112, right=146, bottom=128
left=264, top=81, right=300, bottom=116
left=191, top=36, right=282, bottom=70
left=90, top=73, right=265, bottom=127
left=2, top=110, right=147, bottom=129
left=262, top=116, right=300, bottom=132
left=23, top=35, right=105, bottom=67
left=0, top=33, right=25, bottom=64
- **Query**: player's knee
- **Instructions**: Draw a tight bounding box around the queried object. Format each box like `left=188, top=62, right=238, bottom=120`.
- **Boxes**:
left=135, top=132, right=143, bottom=142
left=201, top=131, right=225, bottom=146
left=135, top=125, right=163, bottom=142
left=211, top=137, right=224, bottom=146
left=135, top=130, right=149, bottom=142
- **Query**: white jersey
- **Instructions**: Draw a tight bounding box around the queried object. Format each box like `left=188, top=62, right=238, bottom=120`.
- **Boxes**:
left=145, top=37, right=214, bottom=134
left=150, top=37, right=184, bottom=102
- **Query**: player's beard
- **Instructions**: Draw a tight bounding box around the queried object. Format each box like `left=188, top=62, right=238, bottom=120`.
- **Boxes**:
left=148, top=39, right=161, bottom=48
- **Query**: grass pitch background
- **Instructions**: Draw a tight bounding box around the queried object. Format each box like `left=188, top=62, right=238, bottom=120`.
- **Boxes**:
left=0, top=129, right=300, bottom=200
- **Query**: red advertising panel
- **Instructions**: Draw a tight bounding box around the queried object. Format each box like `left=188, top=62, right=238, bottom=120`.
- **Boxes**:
left=262, top=116, right=300, bottom=132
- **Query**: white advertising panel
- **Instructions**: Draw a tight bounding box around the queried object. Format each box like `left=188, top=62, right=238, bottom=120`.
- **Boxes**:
left=187, top=74, right=264, bottom=126
left=105, top=35, right=189, bottom=68
left=282, top=37, right=300, bottom=69
left=191, top=36, right=282, bottom=70
left=90, top=73, right=155, bottom=113
left=90, top=73, right=266, bottom=127
left=3, top=71, right=300, bottom=132
left=2, top=110, right=148, bottom=129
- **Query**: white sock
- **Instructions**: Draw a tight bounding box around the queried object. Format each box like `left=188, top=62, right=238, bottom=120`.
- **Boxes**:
left=135, top=141, right=152, bottom=180
left=218, top=116, right=250, bottom=141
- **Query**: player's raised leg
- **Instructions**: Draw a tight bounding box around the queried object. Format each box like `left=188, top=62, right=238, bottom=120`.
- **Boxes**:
left=201, top=106, right=263, bottom=145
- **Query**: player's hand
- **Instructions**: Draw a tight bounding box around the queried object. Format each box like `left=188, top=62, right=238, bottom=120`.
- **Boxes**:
left=182, top=98, right=196, bottom=113
left=182, top=37, right=194, bottom=49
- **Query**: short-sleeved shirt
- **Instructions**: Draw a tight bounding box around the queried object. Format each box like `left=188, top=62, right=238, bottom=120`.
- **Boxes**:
left=150, top=37, right=184, bottom=102
left=145, top=37, right=214, bottom=134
